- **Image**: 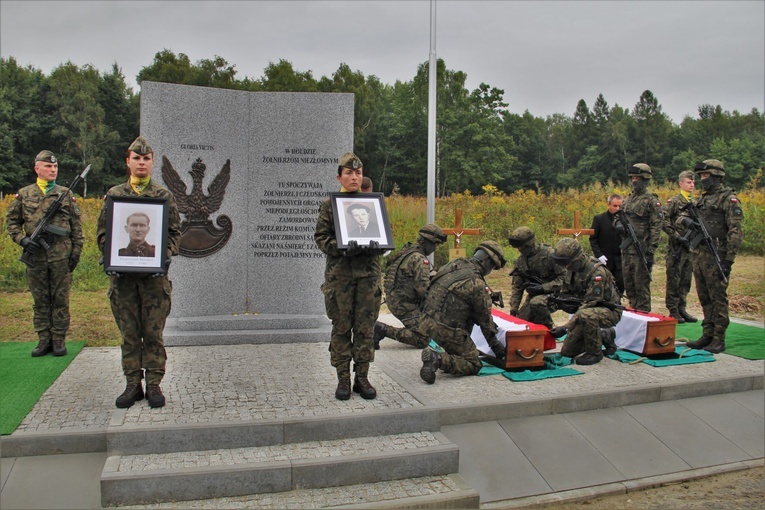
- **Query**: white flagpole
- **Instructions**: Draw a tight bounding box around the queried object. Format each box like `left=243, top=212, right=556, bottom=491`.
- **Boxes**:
left=427, top=0, right=437, bottom=226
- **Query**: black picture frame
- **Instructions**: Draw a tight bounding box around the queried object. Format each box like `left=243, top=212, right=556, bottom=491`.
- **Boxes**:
left=330, top=192, right=394, bottom=249
left=103, top=195, right=169, bottom=274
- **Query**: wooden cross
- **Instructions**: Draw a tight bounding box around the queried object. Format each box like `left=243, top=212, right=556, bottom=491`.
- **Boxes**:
left=443, top=208, right=483, bottom=260
left=557, top=211, right=595, bottom=239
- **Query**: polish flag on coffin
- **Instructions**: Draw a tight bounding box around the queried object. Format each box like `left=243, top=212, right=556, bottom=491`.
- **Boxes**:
left=470, top=309, right=557, bottom=356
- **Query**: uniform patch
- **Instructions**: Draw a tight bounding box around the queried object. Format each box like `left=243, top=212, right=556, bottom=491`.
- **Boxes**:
left=14, top=193, right=19, bottom=199
left=594, top=275, right=602, bottom=281
left=423, top=259, right=430, bottom=265
left=731, top=197, right=738, bottom=203
left=484, top=286, right=491, bottom=294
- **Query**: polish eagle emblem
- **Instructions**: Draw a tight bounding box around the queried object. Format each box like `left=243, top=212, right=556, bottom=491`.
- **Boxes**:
left=162, top=156, right=233, bottom=258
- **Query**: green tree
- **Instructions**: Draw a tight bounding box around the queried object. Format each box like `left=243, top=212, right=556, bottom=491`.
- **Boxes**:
left=259, top=59, right=318, bottom=92
left=631, top=90, right=674, bottom=181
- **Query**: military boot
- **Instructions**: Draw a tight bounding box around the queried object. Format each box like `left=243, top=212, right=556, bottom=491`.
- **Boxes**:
left=600, top=327, right=617, bottom=356
left=704, top=339, right=725, bottom=354
left=51, top=334, right=67, bottom=356
left=373, top=321, right=387, bottom=350
left=353, top=375, right=377, bottom=399
left=678, top=308, right=698, bottom=323
left=686, top=335, right=713, bottom=349
left=31, top=333, right=52, bottom=357
left=420, top=347, right=442, bottom=384
left=335, top=375, right=351, bottom=400
left=575, top=351, right=604, bottom=365
left=115, top=381, right=144, bottom=408
left=145, top=384, right=166, bottom=408
left=668, top=309, right=685, bottom=324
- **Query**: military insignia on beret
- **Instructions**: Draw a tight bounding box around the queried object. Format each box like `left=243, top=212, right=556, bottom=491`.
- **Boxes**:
left=352, top=159, right=359, bottom=169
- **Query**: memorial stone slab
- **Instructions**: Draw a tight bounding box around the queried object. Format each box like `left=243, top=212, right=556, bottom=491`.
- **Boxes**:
left=140, top=81, right=353, bottom=345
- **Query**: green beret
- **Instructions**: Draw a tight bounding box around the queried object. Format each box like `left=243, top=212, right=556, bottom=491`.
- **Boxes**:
left=35, top=150, right=57, bottom=163
left=128, top=136, right=153, bottom=155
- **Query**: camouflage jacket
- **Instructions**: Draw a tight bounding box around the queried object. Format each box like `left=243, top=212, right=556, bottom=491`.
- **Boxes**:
left=661, top=192, right=692, bottom=248
left=384, top=242, right=432, bottom=315
left=618, top=187, right=663, bottom=255
left=96, top=180, right=182, bottom=258
left=560, top=257, right=620, bottom=311
left=678, top=183, right=743, bottom=262
left=508, top=243, right=565, bottom=311
left=421, top=258, right=497, bottom=340
left=6, top=183, right=84, bottom=263
left=314, top=196, right=381, bottom=280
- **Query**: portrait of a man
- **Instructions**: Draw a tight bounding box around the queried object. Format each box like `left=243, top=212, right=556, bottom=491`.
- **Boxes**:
left=346, top=203, right=380, bottom=238
left=119, top=211, right=156, bottom=257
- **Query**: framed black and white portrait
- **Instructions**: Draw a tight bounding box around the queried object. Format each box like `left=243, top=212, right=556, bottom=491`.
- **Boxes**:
left=103, top=195, right=169, bottom=274
left=330, top=192, right=394, bottom=249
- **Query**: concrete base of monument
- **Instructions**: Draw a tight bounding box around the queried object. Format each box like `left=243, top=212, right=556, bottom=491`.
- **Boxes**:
left=162, top=313, right=332, bottom=346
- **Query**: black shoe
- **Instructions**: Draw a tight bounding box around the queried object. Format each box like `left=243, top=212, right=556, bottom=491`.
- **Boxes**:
left=115, top=382, right=144, bottom=408
left=668, top=310, right=685, bottom=324
left=353, top=376, right=377, bottom=399
left=679, top=309, right=698, bottom=323
left=575, top=352, right=604, bottom=365
left=704, top=339, right=726, bottom=354
left=335, top=376, right=351, bottom=400
left=145, top=384, right=166, bottom=408
left=686, top=335, right=713, bottom=349
left=31, top=338, right=52, bottom=357
left=51, top=336, right=67, bottom=356
left=420, top=347, right=441, bottom=384
left=600, top=327, right=617, bottom=356
left=373, top=322, right=387, bottom=350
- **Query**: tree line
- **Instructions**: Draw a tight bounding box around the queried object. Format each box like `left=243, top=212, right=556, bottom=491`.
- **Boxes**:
left=2, top=51, right=763, bottom=197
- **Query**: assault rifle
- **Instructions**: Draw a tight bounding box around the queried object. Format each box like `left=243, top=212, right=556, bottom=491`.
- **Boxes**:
left=671, top=222, right=703, bottom=263
left=614, top=210, right=651, bottom=279
left=19, top=165, right=91, bottom=268
left=509, top=268, right=544, bottom=287
left=490, top=291, right=504, bottom=308
left=547, top=294, right=624, bottom=314
left=680, top=202, right=728, bottom=284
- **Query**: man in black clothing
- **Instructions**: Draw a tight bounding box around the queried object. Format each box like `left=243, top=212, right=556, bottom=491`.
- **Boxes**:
left=589, top=194, right=624, bottom=295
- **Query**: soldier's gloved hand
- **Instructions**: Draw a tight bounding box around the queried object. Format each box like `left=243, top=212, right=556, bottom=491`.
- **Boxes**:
left=721, top=260, right=733, bottom=279
left=343, top=240, right=361, bottom=257
left=105, top=271, right=122, bottom=278
left=362, top=240, right=386, bottom=256
left=491, top=343, right=506, bottom=360
left=20, top=236, right=41, bottom=254
left=152, top=259, right=171, bottom=278
left=645, top=251, right=654, bottom=269
left=68, top=253, right=80, bottom=272
left=549, top=326, right=568, bottom=339
left=677, top=236, right=691, bottom=250
left=598, top=255, right=608, bottom=265
left=526, top=284, right=544, bottom=296
left=509, top=308, right=518, bottom=317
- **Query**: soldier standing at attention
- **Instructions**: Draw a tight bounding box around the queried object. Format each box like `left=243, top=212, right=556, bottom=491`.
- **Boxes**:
left=506, top=226, right=565, bottom=330
left=6, top=150, right=83, bottom=357
left=589, top=194, right=625, bottom=296
left=418, top=241, right=507, bottom=384
left=615, top=163, right=663, bottom=311
left=549, top=238, right=622, bottom=365
left=315, top=152, right=385, bottom=400
left=374, top=224, right=447, bottom=349
left=683, top=160, right=743, bottom=354
left=662, top=170, right=698, bottom=323
left=97, top=137, right=181, bottom=409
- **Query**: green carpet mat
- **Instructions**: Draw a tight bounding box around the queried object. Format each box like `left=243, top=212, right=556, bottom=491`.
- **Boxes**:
left=479, top=354, right=584, bottom=380
left=676, top=321, right=764, bottom=360
left=608, top=345, right=715, bottom=366
left=0, top=341, right=85, bottom=435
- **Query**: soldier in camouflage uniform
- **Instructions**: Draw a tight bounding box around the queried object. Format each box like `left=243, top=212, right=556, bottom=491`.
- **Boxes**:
left=506, top=226, right=565, bottom=329
left=315, top=152, right=385, bottom=401
left=96, top=137, right=181, bottom=409
left=614, top=163, right=663, bottom=312
left=418, top=241, right=507, bottom=384
left=662, top=170, right=698, bottom=323
left=373, top=224, right=447, bottom=349
left=549, top=238, right=622, bottom=365
left=682, top=160, right=744, bottom=354
left=6, top=150, right=83, bottom=357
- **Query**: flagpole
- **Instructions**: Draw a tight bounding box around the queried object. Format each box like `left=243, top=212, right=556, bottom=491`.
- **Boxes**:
left=427, top=0, right=437, bottom=226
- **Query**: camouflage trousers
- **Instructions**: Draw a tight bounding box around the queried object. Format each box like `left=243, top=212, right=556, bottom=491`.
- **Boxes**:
left=322, top=274, right=382, bottom=377
left=692, top=250, right=730, bottom=342
left=108, top=274, right=172, bottom=385
left=622, top=252, right=652, bottom=312
left=387, top=309, right=430, bottom=349
left=26, top=259, right=71, bottom=337
left=561, top=307, right=622, bottom=358
left=517, top=294, right=555, bottom=329
left=416, top=316, right=482, bottom=376
left=665, top=246, right=693, bottom=311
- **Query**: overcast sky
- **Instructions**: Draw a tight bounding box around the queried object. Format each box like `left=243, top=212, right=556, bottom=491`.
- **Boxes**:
left=2, top=0, right=763, bottom=124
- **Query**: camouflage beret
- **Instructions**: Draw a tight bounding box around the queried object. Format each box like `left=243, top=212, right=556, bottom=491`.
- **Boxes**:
left=34, top=150, right=57, bottom=163
left=338, top=152, right=363, bottom=170
left=128, top=136, right=153, bottom=155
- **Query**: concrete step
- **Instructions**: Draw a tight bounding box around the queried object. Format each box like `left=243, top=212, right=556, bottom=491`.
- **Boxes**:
left=101, top=431, right=461, bottom=507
